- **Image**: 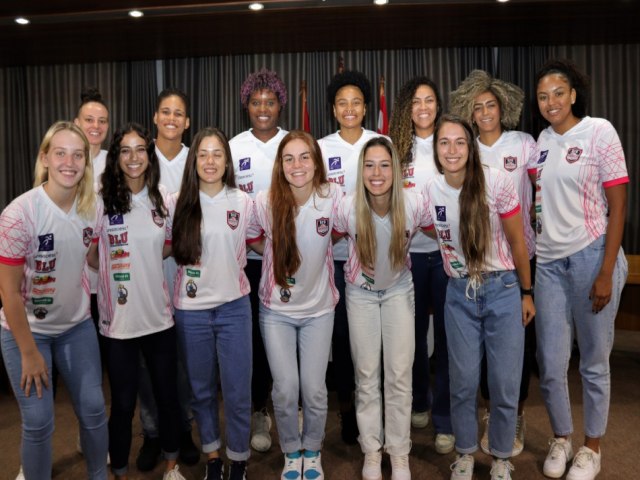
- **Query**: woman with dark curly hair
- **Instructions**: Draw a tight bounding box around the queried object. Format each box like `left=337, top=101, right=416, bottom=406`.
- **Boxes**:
left=533, top=59, right=628, bottom=480
left=89, top=123, right=184, bottom=480
left=389, top=76, right=454, bottom=455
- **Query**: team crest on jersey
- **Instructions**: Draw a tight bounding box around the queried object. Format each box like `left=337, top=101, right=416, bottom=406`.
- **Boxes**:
left=82, top=227, right=93, bottom=247
left=316, top=217, right=330, bottom=236
left=436, top=206, right=446, bottom=222
left=329, top=157, right=342, bottom=170
left=280, top=287, right=291, bottom=303
left=538, top=150, right=549, bottom=164
left=33, top=307, right=48, bottom=320
left=151, top=209, right=164, bottom=227
left=227, top=210, right=240, bottom=230
left=239, top=157, right=251, bottom=171
left=503, top=156, right=517, bottom=172
left=38, top=233, right=54, bottom=252
left=117, top=284, right=128, bottom=305
left=186, top=279, right=198, bottom=298
left=565, top=147, right=583, bottom=164
left=109, top=214, right=124, bottom=225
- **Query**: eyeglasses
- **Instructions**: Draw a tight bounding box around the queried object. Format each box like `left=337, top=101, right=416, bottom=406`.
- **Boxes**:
left=120, top=145, right=147, bottom=160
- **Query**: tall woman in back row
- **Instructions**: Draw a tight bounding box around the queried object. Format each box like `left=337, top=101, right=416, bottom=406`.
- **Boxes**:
left=533, top=59, right=628, bottom=480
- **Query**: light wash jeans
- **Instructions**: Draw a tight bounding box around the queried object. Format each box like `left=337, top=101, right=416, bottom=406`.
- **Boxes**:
left=1, top=319, right=108, bottom=480
left=259, top=305, right=334, bottom=453
left=346, top=272, right=415, bottom=456
left=535, top=236, right=628, bottom=438
left=174, top=295, right=252, bottom=461
left=446, top=270, right=524, bottom=459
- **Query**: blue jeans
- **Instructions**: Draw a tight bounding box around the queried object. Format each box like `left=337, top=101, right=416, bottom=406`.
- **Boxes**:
left=409, top=251, right=452, bottom=435
left=445, top=271, right=524, bottom=458
left=260, top=306, right=334, bottom=453
left=1, top=319, right=108, bottom=480
left=535, top=236, right=628, bottom=438
left=175, top=295, right=252, bottom=461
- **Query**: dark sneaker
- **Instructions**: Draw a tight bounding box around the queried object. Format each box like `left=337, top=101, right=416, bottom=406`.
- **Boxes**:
left=136, top=436, right=161, bottom=472
left=229, top=460, right=248, bottom=480
left=179, top=430, right=200, bottom=465
left=204, top=458, right=224, bottom=480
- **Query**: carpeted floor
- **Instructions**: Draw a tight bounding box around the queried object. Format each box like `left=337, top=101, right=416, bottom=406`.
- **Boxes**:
left=1, top=332, right=638, bottom=480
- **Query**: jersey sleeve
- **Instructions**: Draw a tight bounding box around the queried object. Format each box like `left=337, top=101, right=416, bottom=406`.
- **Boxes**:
left=595, top=120, right=629, bottom=188
left=332, top=196, right=349, bottom=235
left=0, top=202, right=29, bottom=265
left=494, top=170, right=521, bottom=218
left=524, top=133, right=540, bottom=174
left=248, top=191, right=268, bottom=241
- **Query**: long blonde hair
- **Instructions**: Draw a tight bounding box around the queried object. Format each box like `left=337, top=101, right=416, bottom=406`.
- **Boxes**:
left=354, top=137, right=407, bottom=272
left=33, top=121, right=95, bottom=220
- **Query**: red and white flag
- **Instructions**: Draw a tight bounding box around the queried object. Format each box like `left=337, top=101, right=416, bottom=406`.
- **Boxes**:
left=300, top=80, right=310, bottom=133
left=377, top=76, right=389, bottom=135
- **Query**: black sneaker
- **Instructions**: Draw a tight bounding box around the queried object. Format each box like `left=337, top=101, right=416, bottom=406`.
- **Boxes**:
left=136, top=435, right=161, bottom=472
left=179, top=430, right=200, bottom=465
left=229, top=460, right=247, bottom=480
left=204, top=458, right=224, bottom=480
left=340, top=407, right=359, bottom=445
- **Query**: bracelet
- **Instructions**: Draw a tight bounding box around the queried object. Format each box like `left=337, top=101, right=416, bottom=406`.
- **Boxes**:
left=520, top=287, right=533, bottom=297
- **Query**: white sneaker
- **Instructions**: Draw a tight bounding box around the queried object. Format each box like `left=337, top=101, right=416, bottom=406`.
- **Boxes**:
left=251, top=409, right=273, bottom=452
left=480, top=410, right=491, bottom=455
left=411, top=410, right=429, bottom=428
left=490, top=458, right=514, bottom=480
left=543, top=437, right=574, bottom=478
left=390, top=454, right=411, bottom=480
left=450, top=454, right=474, bottom=480
left=435, top=433, right=456, bottom=455
left=163, top=465, right=186, bottom=480
left=282, top=451, right=303, bottom=480
left=302, top=450, right=323, bottom=480
left=566, top=446, right=601, bottom=480
left=15, top=466, right=25, bottom=480
left=362, top=451, right=382, bottom=480
left=512, top=413, right=525, bottom=457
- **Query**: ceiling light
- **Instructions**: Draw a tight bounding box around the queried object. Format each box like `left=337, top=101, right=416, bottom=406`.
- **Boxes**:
left=374, top=0, right=389, bottom=4
left=128, top=10, right=144, bottom=18
left=15, top=17, right=30, bottom=25
left=497, top=0, right=510, bottom=2
left=249, top=3, right=264, bottom=10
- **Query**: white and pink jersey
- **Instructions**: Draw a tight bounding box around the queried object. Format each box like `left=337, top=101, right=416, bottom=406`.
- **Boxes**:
left=422, top=167, right=521, bottom=278
left=171, top=186, right=259, bottom=310
left=0, top=186, right=94, bottom=335
left=333, top=190, right=430, bottom=291
left=402, top=135, right=440, bottom=253
left=478, top=131, right=537, bottom=259
left=157, top=144, right=189, bottom=194
left=93, top=186, right=173, bottom=339
left=230, top=128, right=288, bottom=261
left=252, top=183, right=341, bottom=318
left=318, top=129, right=390, bottom=261
left=89, top=148, right=108, bottom=294
left=535, top=117, right=629, bottom=263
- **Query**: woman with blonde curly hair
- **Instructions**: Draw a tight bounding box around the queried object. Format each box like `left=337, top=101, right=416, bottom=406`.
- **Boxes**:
left=449, top=70, right=538, bottom=459
left=389, top=76, right=454, bottom=455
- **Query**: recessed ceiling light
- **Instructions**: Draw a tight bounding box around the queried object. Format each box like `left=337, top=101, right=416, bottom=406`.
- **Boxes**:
left=497, top=0, right=510, bottom=2
left=249, top=3, right=264, bottom=10
left=128, top=10, right=144, bottom=18
left=374, top=0, right=389, bottom=4
left=15, top=17, right=30, bottom=25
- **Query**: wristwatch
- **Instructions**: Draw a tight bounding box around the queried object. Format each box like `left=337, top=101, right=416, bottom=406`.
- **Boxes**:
left=520, top=287, right=533, bottom=297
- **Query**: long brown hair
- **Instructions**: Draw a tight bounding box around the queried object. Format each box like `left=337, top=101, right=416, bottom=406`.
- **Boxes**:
left=434, top=114, right=490, bottom=283
left=172, top=127, right=235, bottom=266
left=269, top=130, right=327, bottom=289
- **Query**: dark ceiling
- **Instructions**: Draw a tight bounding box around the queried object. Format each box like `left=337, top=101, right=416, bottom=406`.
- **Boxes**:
left=1, top=0, right=639, bottom=67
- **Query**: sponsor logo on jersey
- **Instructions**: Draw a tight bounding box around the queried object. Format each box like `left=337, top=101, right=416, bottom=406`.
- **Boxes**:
left=33, top=307, right=48, bottom=319
left=35, top=259, right=56, bottom=273
left=186, top=268, right=201, bottom=278
left=565, top=147, right=583, bottom=163
left=436, top=206, right=446, bottom=222
left=280, top=287, right=292, bottom=303
left=239, top=182, right=254, bottom=194
left=113, top=272, right=130, bottom=281
left=538, top=150, right=548, bottom=164
left=109, top=232, right=128, bottom=246
left=110, top=248, right=130, bottom=259
left=82, top=227, right=93, bottom=247
left=32, top=296, right=54, bottom=305
left=117, top=284, right=128, bottom=305
left=329, top=157, right=342, bottom=170
left=438, top=229, right=451, bottom=241
left=227, top=210, right=240, bottom=230
left=402, top=166, right=414, bottom=178
left=328, top=175, right=345, bottom=186
left=316, top=217, right=329, bottom=236
left=503, top=156, right=517, bottom=172
left=403, top=179, right=416, bottom=189
left=38, top=234, right=54, bottom=252
left=186, top=279, right=198, bottom=298
left=151, top=209, right=164, bottom=227
left=239, top=157, right=251, bottom=171
left=33, top=275, right=55, bottom=285
left=111, top=263, right=130, bottom=270
left=109, top=214, right=124, bottom=225
left=32, top=288, right=55, bottom=295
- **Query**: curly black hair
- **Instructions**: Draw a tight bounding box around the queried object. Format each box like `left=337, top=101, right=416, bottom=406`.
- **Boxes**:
left=326, top=70, right=372, bottom=105
left=535, top=59, right=590, bottom=119
left=101, top=122, right=166, bottom=218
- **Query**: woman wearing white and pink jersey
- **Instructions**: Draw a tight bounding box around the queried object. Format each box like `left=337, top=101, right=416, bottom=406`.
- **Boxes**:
left=0, top=122, right=108, bottom=480
left=170, top=127, right=260, bottom=480
left=449, top=70, right=539, bottom=458
left=253, top=130, right=340, bottom=480
left=88, top=123, right=184, bottom=480
left=333, top=136, right=430, bottom=480
left=534, top=60, right=629, bottom=480
left=423, top=115, right=534, bottom=480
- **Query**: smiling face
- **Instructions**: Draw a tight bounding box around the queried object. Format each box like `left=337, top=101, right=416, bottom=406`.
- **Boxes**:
left=411, top=84, right=438, bottom=138
left=75, top=102, right=109, bottom=149
left=196, top=135, right=227, bottom=194
left=154, top=95, right=190, bottom=141
left=282, top=138, right=316, bottom=194
left=41, top=130, right=87, bottom=191
left=436, top=121, right=470, bottom=180
left=536, top=73, right=577, bottom=134
left=472, top=90, right=502, bottom=136
left=362, top=144, right=393, bottom=200
left=248, top=88, right=281, bottom=139
left=333, top=85, right=366, bottom=131
left=119, top=131, right=149, bottom=191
